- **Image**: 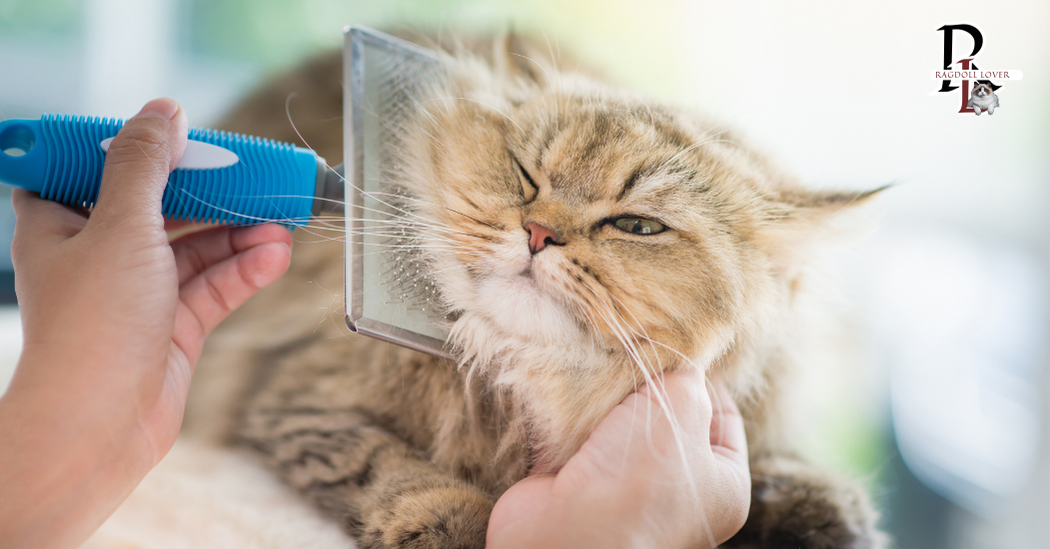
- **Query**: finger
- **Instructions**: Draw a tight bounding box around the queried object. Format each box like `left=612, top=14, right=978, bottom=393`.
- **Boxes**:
left=166, top=221, right=220, bottom=244
left=89, top=98, right=188, bottom=232
left=635, top=368, right=713, bottom=438
left=487, top=474, right=556, bottom=545
left=704, top=379, right=751, bottom=545
left=163, top=219, right=195, bottom=232
left=10, top=189, right=89, bottom=245
left=172, top=240, right=291, bottom=364
left=171, top=223, right=292, bottom=284
left=706, top=379, right=748, bottom=465
left=571, top=369, right=710, bottom=480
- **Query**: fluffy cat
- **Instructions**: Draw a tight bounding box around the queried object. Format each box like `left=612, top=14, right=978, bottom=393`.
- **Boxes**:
left=967, top=82, right=999, bottom=115
left=185, top=31, right=885, bottom=549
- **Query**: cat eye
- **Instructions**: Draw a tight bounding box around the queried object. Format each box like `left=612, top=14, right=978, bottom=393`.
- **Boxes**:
left=513, top=156, right=539, bottom=202
left=612, top=217, right=666, bottom=235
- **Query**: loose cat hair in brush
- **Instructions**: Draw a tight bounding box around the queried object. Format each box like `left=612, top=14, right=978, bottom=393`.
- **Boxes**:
left=342, top=27, right=454, bottom=359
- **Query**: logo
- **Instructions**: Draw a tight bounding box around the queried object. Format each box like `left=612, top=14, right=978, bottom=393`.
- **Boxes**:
left=931, top=24, right=1023, bottom=115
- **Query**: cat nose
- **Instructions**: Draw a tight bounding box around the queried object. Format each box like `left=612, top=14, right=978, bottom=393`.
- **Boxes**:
left=524, top=221, right=562, bottom=254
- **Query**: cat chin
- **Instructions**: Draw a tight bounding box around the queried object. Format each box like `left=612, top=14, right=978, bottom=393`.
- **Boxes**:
left=449, top=307, right=600, bottom=373
left=449, top=308, right=637, bottom=471
left=472, top=275, right=581, bottom=343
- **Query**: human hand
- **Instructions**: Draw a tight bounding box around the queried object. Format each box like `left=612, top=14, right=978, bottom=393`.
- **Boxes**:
left=0, top=98, right=293, bottom=549
left=487, top=370, right=750, bottom=549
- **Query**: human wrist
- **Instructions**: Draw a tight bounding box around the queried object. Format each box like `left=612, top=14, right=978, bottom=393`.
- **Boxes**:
left=0, top=357, right=153, bottom=548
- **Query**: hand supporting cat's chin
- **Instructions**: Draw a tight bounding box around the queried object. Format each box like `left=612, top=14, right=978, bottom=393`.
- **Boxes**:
left=439, top=229, right=730, bottom=472
left=449, top=305, right=638, bottom=470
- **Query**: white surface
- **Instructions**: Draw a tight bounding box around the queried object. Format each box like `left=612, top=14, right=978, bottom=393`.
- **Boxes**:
left=82, top=440, right=356, bottom=549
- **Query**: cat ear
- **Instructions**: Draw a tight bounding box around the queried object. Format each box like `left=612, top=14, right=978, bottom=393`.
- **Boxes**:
left=773, top=186, right=888, bottom=217
left=494, top=31, right=550, bottom=87
left=758, top=184, right=889, bottom=254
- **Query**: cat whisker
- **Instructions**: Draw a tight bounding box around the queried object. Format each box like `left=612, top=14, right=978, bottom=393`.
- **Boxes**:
left=169, top=188, right=316, bottom=225
left=277, top=93, right=454, bottom=250
left=348, top=215, right=471, bottom=236
left=536, top=27, right=560, bottom=76
left=603, top=299, right=722, bottom=548
left=607, top=295, right=695, bottom=367
left=344, top=225, right=460, bottom=240
left=363, top=190, right=501, bottom=232
left=344, top=195, right=483, bottom=238
left=604, top=293, right=730, bottom=453
left=165, top=190, right=480, bottom=259
left=509, top=52, right=552, bottom=87
left=166, top=188, right=466, bottom=238
left=352, top=192, right=457, bottom=231
left=296, top=151, right=448, bottom=236
left=567, top=269, right=661, bottom=381
left=571, top=280, right=714, bottom=545
left=577, top=282, right=660, bottom=385
left=284, top=92, right=314, bottom=153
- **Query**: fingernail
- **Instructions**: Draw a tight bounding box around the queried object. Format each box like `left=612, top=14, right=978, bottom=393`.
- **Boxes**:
left=135, top=97, right=180, bottom=121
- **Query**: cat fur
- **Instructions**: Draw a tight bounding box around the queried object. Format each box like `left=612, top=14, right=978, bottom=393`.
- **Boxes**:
left=184, top=31, right=886, bottom=549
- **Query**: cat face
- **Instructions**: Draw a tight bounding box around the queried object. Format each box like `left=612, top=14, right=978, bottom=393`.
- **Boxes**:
left=972, top=83, right=993, bottom=97
left=386, top=40, right=876, bottom=376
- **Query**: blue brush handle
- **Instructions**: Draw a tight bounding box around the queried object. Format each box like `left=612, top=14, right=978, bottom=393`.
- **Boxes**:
left=0, top=115, right=323, bottom=227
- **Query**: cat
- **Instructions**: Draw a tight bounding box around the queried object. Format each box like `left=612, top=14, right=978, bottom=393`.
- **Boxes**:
left=184, top=30, right=887, bottom=549
left=967, top=82, right=999, bottom=115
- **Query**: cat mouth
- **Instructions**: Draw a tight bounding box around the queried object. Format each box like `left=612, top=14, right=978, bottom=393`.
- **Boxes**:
left=513, top=266, right=546, bottom=294
left=516, top=257, right=546, bottom=282
left=515, top=260, right=555, bottom=294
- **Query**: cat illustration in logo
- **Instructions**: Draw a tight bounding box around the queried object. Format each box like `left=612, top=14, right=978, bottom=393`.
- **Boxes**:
left=967, top=82, right=999, bottom=115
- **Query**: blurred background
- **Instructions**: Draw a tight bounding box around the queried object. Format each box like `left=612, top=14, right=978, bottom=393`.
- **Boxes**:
left=0, top=0, right=1046, bottom=547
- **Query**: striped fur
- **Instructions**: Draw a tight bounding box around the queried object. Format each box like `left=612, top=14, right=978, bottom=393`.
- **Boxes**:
left=185, top=32, right=885, bottom=549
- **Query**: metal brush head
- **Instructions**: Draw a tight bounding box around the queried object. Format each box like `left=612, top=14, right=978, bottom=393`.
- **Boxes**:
left=343, top=26, right=453, bottom=360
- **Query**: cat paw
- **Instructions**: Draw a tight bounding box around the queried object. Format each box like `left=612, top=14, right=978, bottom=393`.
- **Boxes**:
left=354, top=485, right=492, bottom=549
left=723, top=457, right=885, bottom=549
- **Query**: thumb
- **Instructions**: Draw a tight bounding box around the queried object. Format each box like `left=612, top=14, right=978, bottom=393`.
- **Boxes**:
left=706, top=379, right=747, bottom=461
left=89, top=97, right=188, bottom=232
